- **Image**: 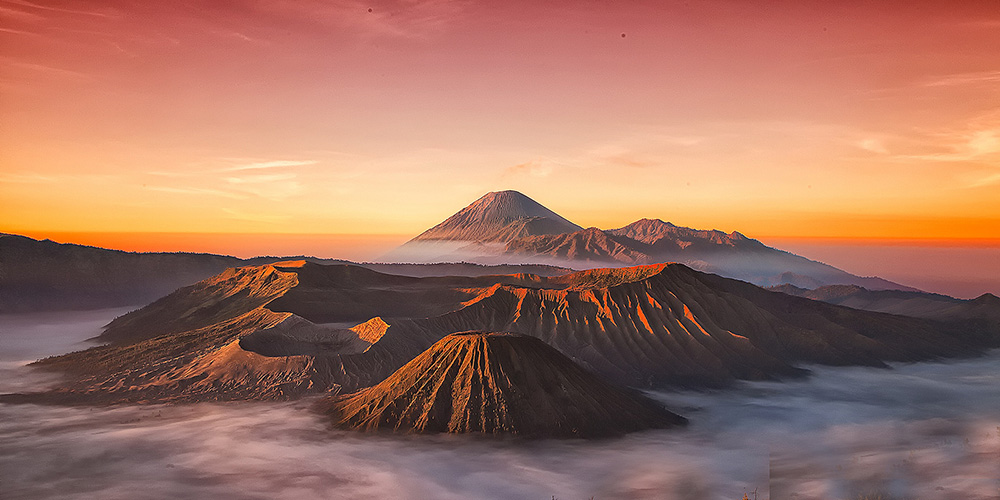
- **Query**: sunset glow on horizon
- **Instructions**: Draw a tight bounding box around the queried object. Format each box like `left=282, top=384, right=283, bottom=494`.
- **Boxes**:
left=2, top=1, right=999, bottom=294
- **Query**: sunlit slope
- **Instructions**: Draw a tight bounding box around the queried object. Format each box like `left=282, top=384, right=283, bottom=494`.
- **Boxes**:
left=15, top=262, right=999, bottom=404
left=319, top=331, right=686, bottom=438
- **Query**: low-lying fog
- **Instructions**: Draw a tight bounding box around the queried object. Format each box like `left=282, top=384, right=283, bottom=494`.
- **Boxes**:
left=1, top=311, right=998, bottom=500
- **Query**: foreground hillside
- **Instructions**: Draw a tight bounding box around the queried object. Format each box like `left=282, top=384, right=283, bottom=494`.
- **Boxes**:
left=7, top=261, right=997, bottom=406
left=317, top=331, right=687, bottom=438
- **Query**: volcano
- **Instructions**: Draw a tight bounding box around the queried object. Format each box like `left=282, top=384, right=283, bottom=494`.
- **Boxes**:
left=391, top=191, right=916, bottom=291
left=14, top=261, right=999, bottom=406
left=408, top=190, right=582, bottom=243
left=317, top=331, right=686, bottom=438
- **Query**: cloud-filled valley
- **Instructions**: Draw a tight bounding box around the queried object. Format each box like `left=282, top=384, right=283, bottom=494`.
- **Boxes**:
left=2, top=309, right=998, bottom=499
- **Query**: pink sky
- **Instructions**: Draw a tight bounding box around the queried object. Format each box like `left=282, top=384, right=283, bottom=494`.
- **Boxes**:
left=1, top=0, right=998, bottom=295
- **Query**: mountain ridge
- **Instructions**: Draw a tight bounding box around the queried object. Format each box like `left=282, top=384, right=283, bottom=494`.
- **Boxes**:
left=10, top=261, right=997, bottom=405
left=393, top=191, right=919, bottom=292
left=0, top=233, right=572, bottom=313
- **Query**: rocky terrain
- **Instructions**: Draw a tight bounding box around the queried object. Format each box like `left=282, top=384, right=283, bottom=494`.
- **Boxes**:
left=317, top=331, right=686, bottom=438
left=7, top=261, right=997, bottom=406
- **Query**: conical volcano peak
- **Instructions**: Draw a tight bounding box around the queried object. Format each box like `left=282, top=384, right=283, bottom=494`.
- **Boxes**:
left=409, top=190, right=582, bottom=243
left=317, top=330, right=686, bottom=438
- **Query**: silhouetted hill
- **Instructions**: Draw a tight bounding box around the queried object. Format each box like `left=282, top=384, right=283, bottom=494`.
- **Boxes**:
left=317, top=331, right=686, bottom=438
left=770, top=284, right=1000, bottom=325
left=0, top=233, right=244, bottom=313
left=0, top=234, right=571, bottom=313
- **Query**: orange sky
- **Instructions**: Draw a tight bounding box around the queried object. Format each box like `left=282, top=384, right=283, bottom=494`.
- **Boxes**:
left=2, top=1, right=999, bottom=257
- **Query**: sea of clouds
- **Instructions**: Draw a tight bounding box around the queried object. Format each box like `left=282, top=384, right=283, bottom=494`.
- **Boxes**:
left=1, top=310, right=997, bottom=500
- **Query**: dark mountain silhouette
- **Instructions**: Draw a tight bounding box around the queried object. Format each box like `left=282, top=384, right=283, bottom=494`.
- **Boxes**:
left=10, top=262, right=997, bottom=405
left=0, top=233, right=570, bottom=313
left=0, top=233, right=244, bottom=313
left=317, top=331, right=686, bottom=438
left=771, top=284, right=1000, bottom=325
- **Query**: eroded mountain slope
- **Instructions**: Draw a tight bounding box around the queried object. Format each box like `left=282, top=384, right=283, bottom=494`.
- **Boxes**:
left=10, top=262, right=998, bottom=404
left=318, top=331, right=686, bottom=438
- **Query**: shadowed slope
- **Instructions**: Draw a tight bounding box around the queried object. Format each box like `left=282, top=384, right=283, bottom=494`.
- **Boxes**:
left=0, top=233, right=246, bottom=313
left=771, top=284, right=1000, bottom=326
left=504, top=219, right=916, bottom=291
left=504, top=227, right=649, bottom=265
left=318, top=331, right=686, bottom=438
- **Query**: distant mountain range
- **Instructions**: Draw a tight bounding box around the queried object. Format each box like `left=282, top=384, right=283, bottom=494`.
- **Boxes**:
left=0, top=191, right=922, bottom=314
left=770, top=283, right=1000, bottom=324
left=392, top=190, right=917, bottom=292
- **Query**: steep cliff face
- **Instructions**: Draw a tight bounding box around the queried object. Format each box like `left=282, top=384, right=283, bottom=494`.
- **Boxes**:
left=318, top=331, right=686, bottom=438
left=15, top=262, right=999, bottom=405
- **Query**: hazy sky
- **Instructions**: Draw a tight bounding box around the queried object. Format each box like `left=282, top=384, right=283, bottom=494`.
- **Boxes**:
left=2, top=0, right=999, bottom=244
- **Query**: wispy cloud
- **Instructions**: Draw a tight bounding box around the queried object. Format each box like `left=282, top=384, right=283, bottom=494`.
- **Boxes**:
left=225, top=173, right=296, bottom=184
left=7, top=61, right=90, bottom=80
left=225, top=172, right=301, bottom=200
left=146, top=186, right=246, bottom=199
left=0, top=26, right=38, bottom=35
left=967, top=171, right=1000, bottom=188
left=898, top=129, right=1000, bottom=162
left=223, top=159, right=318, bottom=172
left=254, top=0, right=470, bottom=40
left=0, top=0, right=116, bottom=18
left=919, top=70, right=1000, bottom=88
left=504, top=159, right=558, bottom=178
left=857, top=138, right=888, bottom=154
left=221, top=207, right=291, bottom=223
left=0, top=173, right=56, bottom=183
left=0, top=3, right=43, bottom=21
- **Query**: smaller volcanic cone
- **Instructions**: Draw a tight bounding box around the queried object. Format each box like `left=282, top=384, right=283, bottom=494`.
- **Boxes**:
left=317, top=331, right=686, bottom=438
